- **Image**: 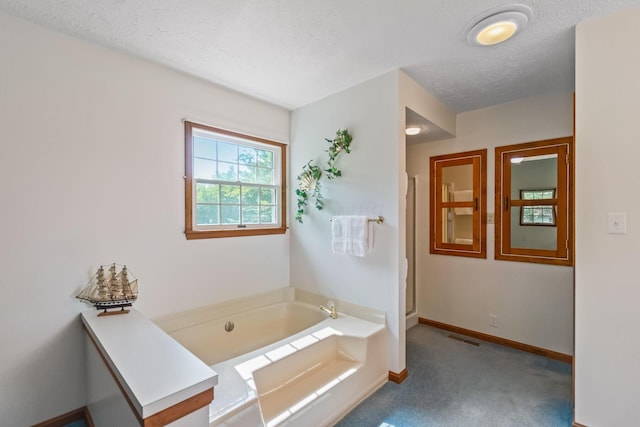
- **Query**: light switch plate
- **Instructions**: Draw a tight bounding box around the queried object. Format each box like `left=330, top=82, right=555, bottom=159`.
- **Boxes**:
left=608, top=212, right=627, bottom=234
left=487, top=213, right=495, bottom=224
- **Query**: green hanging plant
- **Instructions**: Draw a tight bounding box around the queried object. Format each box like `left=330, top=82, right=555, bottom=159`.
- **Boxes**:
left=295, top=161, right=323, bottom=223
left=295, top=129, right=353, bottom=223
left=325, top=129, right=353, bottom=180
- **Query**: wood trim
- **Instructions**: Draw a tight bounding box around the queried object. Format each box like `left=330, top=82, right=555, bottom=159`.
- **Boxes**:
left=84, top=327, right=213, bottom=426
left=32, top=407, right=90, bottom=427
left=185, top=226, right=287, bottom=239
left=418, top=318, right=573, bottom=364
left=388, top=369, right=408, bottom=384
left=495, top=136, right=574, bottom=266
left=85, top=407, right=96, bottom=427
left=143, top=388, right=213, bottom=427
left=573, top=423, right=588, bottom=427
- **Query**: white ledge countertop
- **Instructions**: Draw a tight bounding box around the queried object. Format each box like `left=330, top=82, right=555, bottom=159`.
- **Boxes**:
left=82, top=308, right=218, bottom=419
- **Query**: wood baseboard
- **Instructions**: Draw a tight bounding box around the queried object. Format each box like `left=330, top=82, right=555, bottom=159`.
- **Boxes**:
left=388, top=368, right=408, bottom=384
left=32, top=406, right=93, bottom=427
left=573, top=423, right=588, bottom=427
left=418, top=318, right=573, bottom=364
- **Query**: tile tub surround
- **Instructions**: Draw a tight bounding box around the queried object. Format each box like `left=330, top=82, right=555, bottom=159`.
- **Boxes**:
left=154, top=288, right=388, bottom=426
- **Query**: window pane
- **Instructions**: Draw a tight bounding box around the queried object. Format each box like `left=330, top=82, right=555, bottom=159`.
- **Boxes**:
left=242, top=206, right=259, bottom=224
left=196, top=183, right=219, bottom=203
left=221, top=185, right=240, bottom=204
left=522, top=189, right=555, bottom=200
left=242, top=187, right=259, bottom=205
left=194, top=158, right=216, bottom=179
left=522, top=207, right=534, bottom=223
left=217, top=162, right=238, bottom=181
left=256, top=167, right=274, bottom=185
left=239, top=147, right=257, bottom=165
left=260, top=206, right=276, bottom=224
left=521, top=206, right=555, bottom=225
left=239, top=165, right=256, bottom=183
left=260, top=188, right=275, bottom=205
left=221, top=205, right=240, bottom=224
left=194, top=137, right=216, bottom=160
left=257, top=150, right=273, bottom=168
left=196, top=204, right=219, bottom=225
left=218, top=142, right=238, bottom=163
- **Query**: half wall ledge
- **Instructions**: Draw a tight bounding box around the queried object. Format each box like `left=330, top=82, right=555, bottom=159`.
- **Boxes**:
left=81, top=309, right=218, bottom=426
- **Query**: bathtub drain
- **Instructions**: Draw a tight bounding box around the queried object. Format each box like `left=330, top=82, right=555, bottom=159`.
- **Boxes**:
left=224, top=321, right=235, bottom=332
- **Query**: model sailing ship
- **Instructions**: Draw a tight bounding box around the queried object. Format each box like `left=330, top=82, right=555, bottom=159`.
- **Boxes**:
left=76, top=263, right=138, bottom=316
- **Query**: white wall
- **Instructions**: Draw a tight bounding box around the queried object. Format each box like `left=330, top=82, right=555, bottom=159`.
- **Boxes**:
left=575, top=6, right=640, bottom=426
left=406, top=92, right=574, bottom=355
left=0, top=12, right=290, bottom=426
left=290, top=71, right=404, bottom=372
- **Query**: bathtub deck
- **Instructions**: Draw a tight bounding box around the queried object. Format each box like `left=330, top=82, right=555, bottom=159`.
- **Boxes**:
left=207, top=314, right=385, bottom=426
left=258, top=357, right=362, bottom=425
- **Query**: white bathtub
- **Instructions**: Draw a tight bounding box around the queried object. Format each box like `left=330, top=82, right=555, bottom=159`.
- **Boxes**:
left=163, top=301, right=327, bottom=365
left=155, top=289, right=388, bottom=426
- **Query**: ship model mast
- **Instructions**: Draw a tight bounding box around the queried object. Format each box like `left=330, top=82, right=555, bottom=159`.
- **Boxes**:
left=76, top=263, right=138, bottom=316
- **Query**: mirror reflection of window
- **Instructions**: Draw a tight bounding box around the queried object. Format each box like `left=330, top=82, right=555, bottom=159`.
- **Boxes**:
left=519, top=189, right=556, bottom=226
left=510, top=154, right=558, bottom=250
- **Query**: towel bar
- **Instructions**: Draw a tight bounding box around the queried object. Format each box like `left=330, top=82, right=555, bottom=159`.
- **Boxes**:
left=330, top=216, right=384, bottom=224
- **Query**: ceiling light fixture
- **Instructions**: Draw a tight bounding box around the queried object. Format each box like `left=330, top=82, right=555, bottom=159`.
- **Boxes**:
left=405, top=127, right=421, bottom=136
left=464, top=4, right=532, bottom=47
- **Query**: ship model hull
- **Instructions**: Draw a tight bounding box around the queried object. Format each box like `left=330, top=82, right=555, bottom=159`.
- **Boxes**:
left=76, top=263, right=138, bottom=316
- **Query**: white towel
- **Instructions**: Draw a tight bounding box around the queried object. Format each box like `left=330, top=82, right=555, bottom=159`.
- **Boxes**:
left=453, top=190, right=473, bottom=215
left=331, top=215, right=372, bottom=257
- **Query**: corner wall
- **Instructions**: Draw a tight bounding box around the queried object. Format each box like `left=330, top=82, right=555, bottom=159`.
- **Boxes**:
left=575, top=6, right=640, bottom=426
left=406, top=92, right=574, bottom=355
left=290, top=71, right=403, bottom=372
left=0, top=12, right=290, bottom=425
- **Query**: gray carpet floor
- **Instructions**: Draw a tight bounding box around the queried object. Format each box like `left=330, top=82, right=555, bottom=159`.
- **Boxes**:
left=336, top=324, right=572, bottom=427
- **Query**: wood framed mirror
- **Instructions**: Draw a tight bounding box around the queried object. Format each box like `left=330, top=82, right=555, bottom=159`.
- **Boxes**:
left=430, top=149, right=487, bottom=258
left=495, top=137, right=574, bottom=266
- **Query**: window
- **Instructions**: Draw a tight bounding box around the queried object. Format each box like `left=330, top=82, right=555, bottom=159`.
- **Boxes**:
left=184, top=121, right=287, bottom=239
left=495, top=137, right=573, bottom=265
left=519, top=189, right=557, bottom=226
left=430, top=149, right=487, bottom=258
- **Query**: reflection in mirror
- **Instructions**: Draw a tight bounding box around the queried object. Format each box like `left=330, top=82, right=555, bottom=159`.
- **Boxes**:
left=495, top=137, right=573, bottom=266
left=510, top=154, right=558, bottom=250
left=430, top=149, right=487, bottom=259
left=441, top=164, right=474, bottom=245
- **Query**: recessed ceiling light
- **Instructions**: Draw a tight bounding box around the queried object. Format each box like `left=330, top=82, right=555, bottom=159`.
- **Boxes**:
left=405, top=127, right=421, bottom=136
left=464, top=4, right=532, bottom=47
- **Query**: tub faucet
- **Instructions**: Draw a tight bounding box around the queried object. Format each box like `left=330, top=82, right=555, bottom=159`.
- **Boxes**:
left=320, top=302, right=338, bottom=319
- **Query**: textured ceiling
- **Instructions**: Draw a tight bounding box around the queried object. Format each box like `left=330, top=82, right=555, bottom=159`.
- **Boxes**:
left=1, top=0, right=639, bottom=112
